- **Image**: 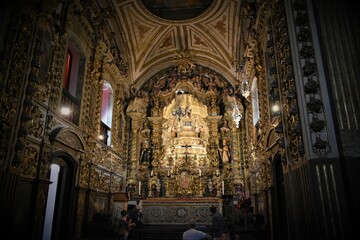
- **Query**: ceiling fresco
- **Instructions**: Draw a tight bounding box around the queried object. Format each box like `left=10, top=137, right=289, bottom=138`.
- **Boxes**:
left=111, top=0, right=245, bottom=88
left=139, top=0, right=214, bottom=21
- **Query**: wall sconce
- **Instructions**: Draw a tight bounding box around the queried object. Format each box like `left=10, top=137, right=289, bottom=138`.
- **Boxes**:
left=240, top=78, right=250, bottom=98
left=231, top=96, right=242, bottom=128
left=60, top=106, right=71, bottom=116
left=235, top=68, right=250, bottom=98
left=271, top=103, right=280, bottom=112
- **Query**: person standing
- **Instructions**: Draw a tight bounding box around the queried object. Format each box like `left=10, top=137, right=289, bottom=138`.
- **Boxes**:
left=115, top=210, right=134, bottom=240
left=127, top=205, right=144, bottom=239
left=183, top=219, right=212, bottom=240
left=209, top=205, right=224, bottom=240
left=128, top=205, right=144, bottom=229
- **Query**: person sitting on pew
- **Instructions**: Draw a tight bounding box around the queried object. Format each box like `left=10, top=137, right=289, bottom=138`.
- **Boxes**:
left=183, top=219, right=212, bottom=240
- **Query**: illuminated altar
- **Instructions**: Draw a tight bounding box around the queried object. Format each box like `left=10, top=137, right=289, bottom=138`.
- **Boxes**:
left=125, top=76, right=245, bottom=212
left=145, top=91, right=223, bottom=198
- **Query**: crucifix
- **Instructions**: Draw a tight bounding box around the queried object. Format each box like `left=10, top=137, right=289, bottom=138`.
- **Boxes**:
left=181, top=144, right=191, bottom=162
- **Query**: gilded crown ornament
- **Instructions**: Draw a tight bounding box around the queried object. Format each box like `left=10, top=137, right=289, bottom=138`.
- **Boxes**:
left=174, top=48, right=196, bottom=74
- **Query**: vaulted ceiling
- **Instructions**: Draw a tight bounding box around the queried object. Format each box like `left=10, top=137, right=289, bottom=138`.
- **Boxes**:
left=109, top=0, right=250, bottom=89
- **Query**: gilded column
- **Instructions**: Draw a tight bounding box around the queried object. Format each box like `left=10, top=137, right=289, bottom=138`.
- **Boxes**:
left=147, top=117, right=164, bottom=168
left=148, top=116, right=165, bottom=196
left=110, top=88, right=123, bottom=152
left=241, top=112, right=250, bottom=196
left=206, top=115, right=222, bottom=196
left=230, top=122, right=242, bottom=193
left=206, top=116, right=222, bottom=168
left=127, top=112, right=143, bottom=196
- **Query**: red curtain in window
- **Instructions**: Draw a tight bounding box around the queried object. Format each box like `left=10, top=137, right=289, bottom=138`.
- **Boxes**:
left=63, top=50, right=72, bottom=90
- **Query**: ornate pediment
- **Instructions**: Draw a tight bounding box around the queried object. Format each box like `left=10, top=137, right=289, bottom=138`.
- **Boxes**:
left=50, top=127, right=85, bottom=151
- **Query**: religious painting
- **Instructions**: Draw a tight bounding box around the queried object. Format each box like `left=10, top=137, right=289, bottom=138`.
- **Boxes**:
left=179, top=171, right=190, bottom=190
left=175, top=170, right=195, bottom=196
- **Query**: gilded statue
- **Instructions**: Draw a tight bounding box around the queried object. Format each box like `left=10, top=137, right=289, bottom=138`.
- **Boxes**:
left=140, top=141, right=152, bottom=163
left=219, top=139, right=231, bottom=164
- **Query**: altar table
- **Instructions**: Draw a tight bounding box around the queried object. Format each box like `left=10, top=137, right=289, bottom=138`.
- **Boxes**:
left=140, top=197, right=222, bottom=224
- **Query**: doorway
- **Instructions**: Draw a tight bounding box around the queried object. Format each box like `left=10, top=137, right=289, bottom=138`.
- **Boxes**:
left=42, top=154, right=77, bottom=240
left=272, top=154, right=288, bottom=240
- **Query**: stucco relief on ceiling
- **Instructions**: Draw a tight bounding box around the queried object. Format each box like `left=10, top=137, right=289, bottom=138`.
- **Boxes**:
left=113, top=0, right=242, bottom=86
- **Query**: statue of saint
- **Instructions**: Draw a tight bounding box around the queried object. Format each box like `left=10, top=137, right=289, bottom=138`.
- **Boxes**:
left=140, top=141, right=152, bottom=163
left=219, top=139, right=231, bottom=164
left=208, top=179, right=213, bottom=193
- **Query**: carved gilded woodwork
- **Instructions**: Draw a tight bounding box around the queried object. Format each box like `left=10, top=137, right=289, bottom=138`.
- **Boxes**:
left=89, top=168, right=111, bottom=192
left=0, top=12, right=35, bottom=167
left=125, top=64, right=247, bottom=198
left=239, top=1, right=273, bottom=195
left=276, top=7, right=300, bottom=160
left=54, top=129, right=84, bottom=150
left=174, top=48, right=196, bottom=74
left=0, top=0, right=303, bottom=227
left=110, top=174, right=123, bottom=193
left=20, top=144, right=38, bottom=177
left=0, top=1, right=356, bottom=239
left=79, top=161, right=91, bottom=188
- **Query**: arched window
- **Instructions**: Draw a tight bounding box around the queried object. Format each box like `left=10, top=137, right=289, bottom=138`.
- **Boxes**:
left=251, top=77, right=260, bottom=126
left=60, top=41, right=85, bottom=125
left=100, top=81, right=113, bottom=146
left=251, top=78, right=261, bottom=141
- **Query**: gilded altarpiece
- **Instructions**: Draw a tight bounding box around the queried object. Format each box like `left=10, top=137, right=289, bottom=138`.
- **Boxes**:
left=126, top=66, right=246, bottom=223
left=137, top=84, right=226, bottom=198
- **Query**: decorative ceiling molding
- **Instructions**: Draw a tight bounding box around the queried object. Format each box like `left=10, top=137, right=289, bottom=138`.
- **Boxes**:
left=112, top=0, right=243, bottom=87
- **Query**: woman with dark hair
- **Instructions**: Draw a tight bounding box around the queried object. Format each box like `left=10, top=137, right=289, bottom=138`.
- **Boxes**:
left=115, top=210, right=135, bottom=240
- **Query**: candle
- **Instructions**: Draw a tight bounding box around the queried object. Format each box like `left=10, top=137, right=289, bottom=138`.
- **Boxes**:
left=138, top=181, right=141, bottom=195
left=222, top=181, right=225, bottom=195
